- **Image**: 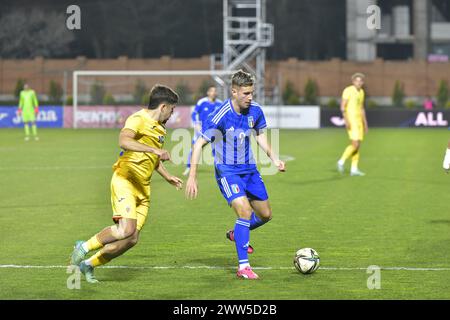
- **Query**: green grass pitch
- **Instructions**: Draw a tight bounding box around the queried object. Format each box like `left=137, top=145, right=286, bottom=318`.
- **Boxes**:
left=0, top=128, right=449, bottom=299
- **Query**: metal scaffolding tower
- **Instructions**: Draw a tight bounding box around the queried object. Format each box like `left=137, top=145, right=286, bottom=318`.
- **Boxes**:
left=221, top=0, right=274, bottom=104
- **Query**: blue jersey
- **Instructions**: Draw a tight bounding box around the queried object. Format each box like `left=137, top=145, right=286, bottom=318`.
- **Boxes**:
left=191, top=97, right=222, bottom=125
left=201, top=99, right=267, bottom=176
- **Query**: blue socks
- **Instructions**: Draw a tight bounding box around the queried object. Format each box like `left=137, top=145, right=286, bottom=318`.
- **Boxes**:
left=234, top=214, right=270, bottom=268
left=249, top=212, right=268, bottom=230
left=234, top=218, right=250, bottom=267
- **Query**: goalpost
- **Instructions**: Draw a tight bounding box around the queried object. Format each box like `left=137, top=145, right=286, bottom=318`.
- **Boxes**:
left=72, top=70, right=236, bottom=129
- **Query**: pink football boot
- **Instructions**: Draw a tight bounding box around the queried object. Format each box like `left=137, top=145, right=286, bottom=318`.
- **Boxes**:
left=236, top=266, right=259, bottom=279
left=226, top=230, right=254, bottom=254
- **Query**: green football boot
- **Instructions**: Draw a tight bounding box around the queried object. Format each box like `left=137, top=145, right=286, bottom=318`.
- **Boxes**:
left=70, top=241, right=87, bottom=266
left=79, top=261, right=99, bottom=284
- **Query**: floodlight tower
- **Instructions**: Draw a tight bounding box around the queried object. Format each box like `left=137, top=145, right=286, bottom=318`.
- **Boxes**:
left=222, top=0, right=273, bottom=104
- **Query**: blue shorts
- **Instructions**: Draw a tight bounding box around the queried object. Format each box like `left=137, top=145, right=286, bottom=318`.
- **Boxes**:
left=216, top=171, right=269, bottom=205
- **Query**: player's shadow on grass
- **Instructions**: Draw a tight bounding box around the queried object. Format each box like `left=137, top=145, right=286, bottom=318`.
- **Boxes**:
left=429, top=220, right=450, bottom=225
left=99, top=269, right=143, bottom=282
left=185, top=256, right=234, bottom=266
left=184, top=256, right=236, bottom=275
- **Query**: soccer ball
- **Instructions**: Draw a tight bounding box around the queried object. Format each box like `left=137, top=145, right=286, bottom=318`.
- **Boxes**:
left=294, top=248, right=320, bottom=274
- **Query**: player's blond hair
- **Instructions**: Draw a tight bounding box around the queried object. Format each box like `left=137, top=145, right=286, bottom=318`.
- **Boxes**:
left=231, top=69, right=255, bottom=88
left=351, top=73, right=365, bottom=81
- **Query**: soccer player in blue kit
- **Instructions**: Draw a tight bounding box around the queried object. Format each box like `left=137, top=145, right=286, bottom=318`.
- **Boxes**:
left=183, top=86, right=222, bottom=176
left=186, top=70, right=286, bottom=279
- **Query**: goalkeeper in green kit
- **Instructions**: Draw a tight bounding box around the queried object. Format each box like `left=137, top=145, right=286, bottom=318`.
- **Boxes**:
left=18, top=83, right=40, bottom=141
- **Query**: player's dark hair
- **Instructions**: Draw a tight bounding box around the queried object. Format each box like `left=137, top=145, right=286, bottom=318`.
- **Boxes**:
left=231, top=70, right=255, bottom=88
left=147, top=84, right=179, bottom=110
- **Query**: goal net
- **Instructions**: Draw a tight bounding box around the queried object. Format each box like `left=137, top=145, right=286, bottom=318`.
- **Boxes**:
left=71, top=70, right=235, bottom=129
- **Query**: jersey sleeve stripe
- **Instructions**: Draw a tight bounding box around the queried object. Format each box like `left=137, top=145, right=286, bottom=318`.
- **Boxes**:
left=212, top=105, right=231, bottom=124
left=211, top=104, right=229, bottom=123
left=211, top=102, right=230, bottom=123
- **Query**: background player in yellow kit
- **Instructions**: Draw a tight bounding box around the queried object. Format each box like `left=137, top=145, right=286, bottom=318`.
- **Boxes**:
left=337, top=73, right=368, bottom=176
left=70, top=85, right=183, bottom=283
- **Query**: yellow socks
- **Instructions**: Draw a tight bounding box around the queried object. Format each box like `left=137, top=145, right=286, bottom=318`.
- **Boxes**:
left=81, top=235, right=108, bottom=268
left=339, top=145, right=356, bottom=164
left=339, top=144, right=363, bottom=174
left=24, top=124, right=30, bottom=136
left=84, top=235, right=104, bottom=252
left=85, top=251, right=110, bottom=267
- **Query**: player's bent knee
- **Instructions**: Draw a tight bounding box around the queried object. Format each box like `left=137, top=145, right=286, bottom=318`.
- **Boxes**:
left=107, top=243, right=118, bottom=251
left=127, top=232, right=139, bottom=247
left=231, top=198, right=253, bottom=220
left=259, top=210, right=272, bottom=221
left=111, top=224, right=136, bottom=240
left=263, top=212, right=273, bottom=221
left=237, top=210, right=252, bottom=220
left=121, top=227, right=136, bottom=240
left=129, top=236, right=139, bottom=247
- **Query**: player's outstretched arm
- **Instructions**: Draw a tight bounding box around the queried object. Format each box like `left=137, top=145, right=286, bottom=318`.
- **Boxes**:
left=185, top=137, right=208, bottom=199
left=156, top=162, right=183, bottom=190
left=255, top=131, right=286, bottom=172
left=119, top=129, right=171, bottom=161
left=362, top=107, right=369, bottom=134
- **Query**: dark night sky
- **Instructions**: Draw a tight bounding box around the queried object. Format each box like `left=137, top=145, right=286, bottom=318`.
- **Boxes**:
left=0, top=0, right=346, bottom=60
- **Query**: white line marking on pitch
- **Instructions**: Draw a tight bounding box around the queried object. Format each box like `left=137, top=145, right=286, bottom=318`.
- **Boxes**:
left=0, top=166, right=111, bottom=171
left=1, top=265, right=450, bottom=271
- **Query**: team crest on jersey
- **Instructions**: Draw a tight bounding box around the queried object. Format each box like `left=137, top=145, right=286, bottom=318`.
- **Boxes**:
left=248, top=116, right=254, bottom=128
left=231, top=184, right=240, bottom=194
left=158, top=135, right=165, bottom=143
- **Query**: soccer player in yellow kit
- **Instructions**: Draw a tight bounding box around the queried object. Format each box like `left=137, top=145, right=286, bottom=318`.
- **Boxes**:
left=337, top=73, right=368, bottom=176
left=70, top=85, right=183, bottom=283
left=18, top=83, right=39, bottom=141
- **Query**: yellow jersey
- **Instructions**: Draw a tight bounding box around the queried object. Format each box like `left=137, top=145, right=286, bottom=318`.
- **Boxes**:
left=112, top=109, right=166, bottom=185
left=342, top=85, right=365, bottom=122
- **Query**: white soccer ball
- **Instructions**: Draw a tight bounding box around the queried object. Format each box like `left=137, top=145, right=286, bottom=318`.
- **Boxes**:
left=294, top=248, right=320, bottom=274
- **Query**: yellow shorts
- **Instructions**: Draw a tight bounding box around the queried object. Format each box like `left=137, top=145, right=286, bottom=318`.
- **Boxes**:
left=347, top=121, right=364, bottom=141
left=110, top=171, right=150, bottom=231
